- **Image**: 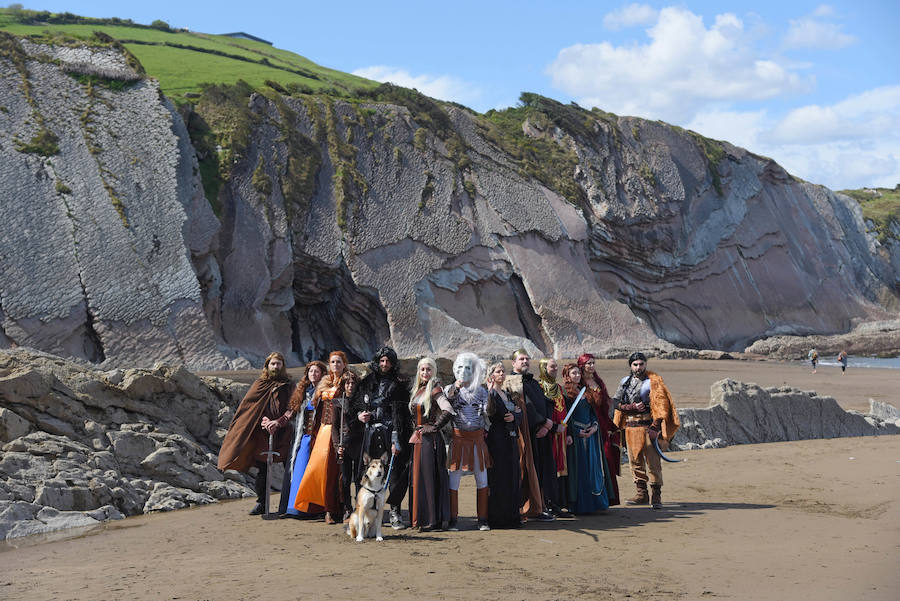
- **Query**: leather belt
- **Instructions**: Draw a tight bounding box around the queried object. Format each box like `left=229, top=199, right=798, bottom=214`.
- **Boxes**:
left=625, top=413, right=653, bottom=427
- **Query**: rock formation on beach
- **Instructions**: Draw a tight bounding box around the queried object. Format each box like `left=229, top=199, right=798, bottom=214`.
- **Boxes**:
left=1, top=36, right=897, bottom=369
left=0, top=349, right=253, bottom=539
left=673, top=379, right=900, bottom=450
left=1, top=349, right=897, bottom=539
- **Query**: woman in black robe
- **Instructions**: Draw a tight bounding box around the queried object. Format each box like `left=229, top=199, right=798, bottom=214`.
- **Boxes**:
left=484, top=362, right=523, bottom=528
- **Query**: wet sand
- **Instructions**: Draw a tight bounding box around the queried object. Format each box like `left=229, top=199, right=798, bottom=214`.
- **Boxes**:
left=2, top=359, right=897, bottom=600
left=3, top=435, right=898, bottom=601
left=206, top=357, right=893, bottom=412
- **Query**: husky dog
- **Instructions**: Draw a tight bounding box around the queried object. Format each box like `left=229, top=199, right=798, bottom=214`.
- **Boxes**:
left=348, top=453, right=388, bottom=542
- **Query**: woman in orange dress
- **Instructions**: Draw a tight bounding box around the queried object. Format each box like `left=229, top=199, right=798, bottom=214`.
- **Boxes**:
left=293, top=351, right=348, bottom=524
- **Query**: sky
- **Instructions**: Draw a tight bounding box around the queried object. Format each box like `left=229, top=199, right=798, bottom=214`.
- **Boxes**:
left=25, top=1, right=900, bottom=190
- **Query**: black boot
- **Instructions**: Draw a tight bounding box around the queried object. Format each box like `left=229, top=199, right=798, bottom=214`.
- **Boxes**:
left=251, top=466, right=267, bottom=515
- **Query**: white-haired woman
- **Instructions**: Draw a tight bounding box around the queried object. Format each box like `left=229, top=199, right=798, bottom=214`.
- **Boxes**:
left=408, top=357, right=454, bottom=531
left=444, top=352, right=492, bottom=531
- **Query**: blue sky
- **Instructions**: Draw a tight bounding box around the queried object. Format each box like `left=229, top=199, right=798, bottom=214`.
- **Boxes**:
left=28, top=1, right=900, bottom=190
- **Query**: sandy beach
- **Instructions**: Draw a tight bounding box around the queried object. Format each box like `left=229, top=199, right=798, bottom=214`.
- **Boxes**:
left=2, top=359, right=897, bottom=601
left=208, top=357, right=892, bottom=412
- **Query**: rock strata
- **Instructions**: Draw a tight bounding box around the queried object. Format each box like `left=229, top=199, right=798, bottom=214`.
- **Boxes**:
left=0, top=349, right=256, bottom=539
left=673, top=379, right=899, bottom=450
left=1, top=37, right=897, bottom=368
left=743, top=320, right=900, bottom=359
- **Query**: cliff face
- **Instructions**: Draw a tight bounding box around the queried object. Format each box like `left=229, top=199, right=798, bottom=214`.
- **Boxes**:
left=1, top=40, right=896, bottom=367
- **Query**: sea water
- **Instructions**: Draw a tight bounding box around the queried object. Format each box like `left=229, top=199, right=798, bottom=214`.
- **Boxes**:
left=815, top=356, right=900, bottom=369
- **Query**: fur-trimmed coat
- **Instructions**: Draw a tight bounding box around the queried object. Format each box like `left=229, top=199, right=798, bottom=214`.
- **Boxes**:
left=612, top=371, right=680, bottom=441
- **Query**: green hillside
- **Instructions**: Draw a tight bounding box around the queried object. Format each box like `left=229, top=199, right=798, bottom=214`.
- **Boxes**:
left=838, top=186, right=900, bottom=243
left=0, top=8, right=375, bottom=98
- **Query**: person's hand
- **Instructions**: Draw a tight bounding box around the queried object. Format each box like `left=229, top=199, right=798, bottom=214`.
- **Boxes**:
left=260, top=416, right=271, bottom=429
left=338, top=445, right=344, bottom=458
left=647, top=427, right=660, bottom=442
left=359, top=411, right=371, bottom=423
left=391, top=443, right=399, bottom=456
left=454, top=380, right=464, bottom=389
left=503, top=412, right=514, bottom=423
left=264, top=420, right=278, bottom=434
left=634, top=402, right=646, bottom=412
left=658, top=438, right=669, bottom=451
left=566, top=435, right=573, bottom=445
left=557, top=422, right=566, bottom=433
left=421, top=424, right=436, bottom=434
left=535, top=426, right=549, bottom=438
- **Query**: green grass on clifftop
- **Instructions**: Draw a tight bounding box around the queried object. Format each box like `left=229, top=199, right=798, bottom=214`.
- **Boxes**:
left=839, top=186, right=900, bottom=243
left=0, top=9, right=375, bottom=99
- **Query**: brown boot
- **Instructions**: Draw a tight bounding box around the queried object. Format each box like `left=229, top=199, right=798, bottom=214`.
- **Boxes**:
left=447, top=489, right=459, bottom=531
left=650, top=485, right=662, bottom=509
left=626, top=481, right=649, bottom=505
left=476, top=487, right=490, bottom=531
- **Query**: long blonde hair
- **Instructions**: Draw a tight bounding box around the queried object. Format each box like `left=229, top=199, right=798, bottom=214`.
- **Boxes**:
left=409, top=357, right=438, bottom=417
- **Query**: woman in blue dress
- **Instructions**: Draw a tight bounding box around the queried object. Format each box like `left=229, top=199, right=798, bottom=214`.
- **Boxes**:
left=279, top=360, right=326, bottom=517
left=562, top=362, right=611, bottom=514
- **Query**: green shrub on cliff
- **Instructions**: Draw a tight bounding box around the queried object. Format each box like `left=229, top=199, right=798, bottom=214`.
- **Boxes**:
left=477, top=93, right=589, bottom=207
left=839, top=186, right=900, bottom=243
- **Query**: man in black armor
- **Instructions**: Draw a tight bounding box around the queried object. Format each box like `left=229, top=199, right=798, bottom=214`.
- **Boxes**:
left=356, top=346, right=411, bottom=529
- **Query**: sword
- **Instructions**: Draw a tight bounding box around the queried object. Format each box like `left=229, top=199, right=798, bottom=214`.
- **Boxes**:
left=652, top=435, right=682, bottom=463
left=260, top=432, right=280, bottom=520
left=338, top=396, right=345, bottom=465
left=562, top=387, right=587, bottom=425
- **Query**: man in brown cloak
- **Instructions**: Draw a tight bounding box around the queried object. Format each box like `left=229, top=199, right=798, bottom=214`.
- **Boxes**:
left=218, top=351, right=295, bottom=515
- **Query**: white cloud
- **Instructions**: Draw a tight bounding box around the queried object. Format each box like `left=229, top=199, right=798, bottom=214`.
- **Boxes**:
left=784, top=16, right=855, bottom=50
left=685, top=109, right=767, bottom=150
left=603, top=3, right=658, bottom=30
left=685, top=87, right=900, bottom=189
left=352, top=65, right=482, bottom=108
left=547, top=6, right=812, bottom=123
left=812, top=4, right=836, bottom=18
left=770, top=141, right=898, bottom=190
left=766, top=85, right=900, bottom=144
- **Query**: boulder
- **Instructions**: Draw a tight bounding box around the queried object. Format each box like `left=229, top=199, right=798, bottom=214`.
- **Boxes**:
left=0, top=350, right=250, bottom=539
left=0, top=407, right=30, bottom=442
left=673, top=379, right=900, bottom=450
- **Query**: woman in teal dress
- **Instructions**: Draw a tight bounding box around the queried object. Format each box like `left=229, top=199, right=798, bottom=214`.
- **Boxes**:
left=279, top=360, right=325, bottom=517
left=562, top=363, right=611, bottom=514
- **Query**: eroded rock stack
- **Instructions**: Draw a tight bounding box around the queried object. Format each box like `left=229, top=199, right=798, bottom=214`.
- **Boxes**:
left=0, top=349, right=253, bottom=539
left=673, top=378, right=900, bottom=450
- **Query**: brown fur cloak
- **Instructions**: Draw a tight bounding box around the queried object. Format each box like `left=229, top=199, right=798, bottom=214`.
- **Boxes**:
left=217, top=377, right=294, bottom=472
left=612, top=371, right=680, bottom=441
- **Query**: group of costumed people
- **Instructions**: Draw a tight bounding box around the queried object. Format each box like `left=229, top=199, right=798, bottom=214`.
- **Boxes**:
left=217, top=347, right=680, bottom=532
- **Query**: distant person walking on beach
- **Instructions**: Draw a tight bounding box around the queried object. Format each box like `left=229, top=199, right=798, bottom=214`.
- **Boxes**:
left=838, top=350, right=848, bottom=374
left=808, top=348, right=819, bottom=373
left=612, top=352, right=680, bottom=510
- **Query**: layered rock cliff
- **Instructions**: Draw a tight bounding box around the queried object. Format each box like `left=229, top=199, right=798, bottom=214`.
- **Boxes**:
left=1, top=38, right=896, bottom=368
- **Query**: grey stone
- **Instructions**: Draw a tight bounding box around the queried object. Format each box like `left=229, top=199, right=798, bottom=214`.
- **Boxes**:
left=0, top=407, right=30, bottom=442
left=672, top=379, right=900, bottom=450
